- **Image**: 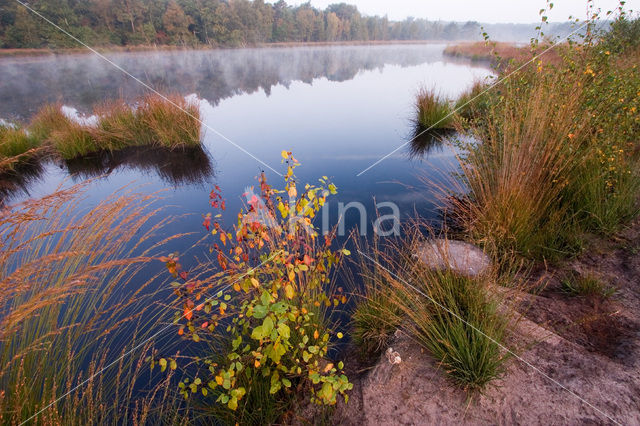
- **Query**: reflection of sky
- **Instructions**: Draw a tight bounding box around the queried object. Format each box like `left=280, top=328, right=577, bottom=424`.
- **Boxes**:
left=2, top=45, right=492, bottom=247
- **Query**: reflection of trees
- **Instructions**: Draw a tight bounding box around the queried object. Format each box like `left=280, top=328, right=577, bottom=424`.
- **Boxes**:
left=0, top=45, right=463, bottom=119
left=63, top=145, right=215, bottom=187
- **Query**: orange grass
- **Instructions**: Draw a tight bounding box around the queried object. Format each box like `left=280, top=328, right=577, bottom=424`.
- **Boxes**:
left=0, top=182, right=191, bottom=424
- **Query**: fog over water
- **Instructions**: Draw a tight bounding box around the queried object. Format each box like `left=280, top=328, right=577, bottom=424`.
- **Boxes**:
left=0, top=44, right=488, bottom=120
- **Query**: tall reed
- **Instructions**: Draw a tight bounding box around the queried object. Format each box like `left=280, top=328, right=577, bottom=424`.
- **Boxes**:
left=0, top=182, right=186, bottom=424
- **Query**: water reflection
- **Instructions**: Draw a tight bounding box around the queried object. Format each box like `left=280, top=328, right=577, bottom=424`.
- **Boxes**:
left=0, top=45, right=486, bottom=120
left=63, top=145, right=214, bottom=186
left=408, top=127, right=456, bottom=159
left=0, top=158, right=45, bottom=204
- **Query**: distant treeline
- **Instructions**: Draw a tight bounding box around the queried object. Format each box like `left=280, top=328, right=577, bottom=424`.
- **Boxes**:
left=0, top=0, right=575, bottom=49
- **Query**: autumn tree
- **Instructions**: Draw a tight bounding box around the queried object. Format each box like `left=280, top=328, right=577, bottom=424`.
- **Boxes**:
left=162, top=0, right=194, bottom=44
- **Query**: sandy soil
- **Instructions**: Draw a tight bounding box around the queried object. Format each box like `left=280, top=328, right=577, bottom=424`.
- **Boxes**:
left=332, top=219, right=640, bottom=425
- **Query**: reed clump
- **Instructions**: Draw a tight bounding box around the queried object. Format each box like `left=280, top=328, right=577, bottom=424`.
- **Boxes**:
left=93, top=95, right=201, bottom=151
left=447, top=19, right=640, bottom=262
left=1, top=94, right=202, bottom=165
left=415, top=87, right=454, bottom=130
left=351, top=228, right=511, bottom=392
left=0, top=123, right=41, bottom=169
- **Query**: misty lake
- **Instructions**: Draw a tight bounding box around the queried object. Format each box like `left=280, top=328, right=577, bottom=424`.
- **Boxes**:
left=0, top=44, right=492, bottom=251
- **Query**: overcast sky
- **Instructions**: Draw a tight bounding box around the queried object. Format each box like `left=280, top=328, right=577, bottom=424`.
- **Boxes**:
left=283, top=0, right=638, bottom=23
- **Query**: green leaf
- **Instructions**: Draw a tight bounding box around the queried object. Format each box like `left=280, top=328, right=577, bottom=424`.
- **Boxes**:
left=260, top=290, right=271, bottom=306
left=277, top=323, right=291, bottom=339
left=253, top=304, right=268, bottom=319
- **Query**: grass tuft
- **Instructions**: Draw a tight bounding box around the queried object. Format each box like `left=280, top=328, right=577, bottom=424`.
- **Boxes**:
left=352, top=229, right=511, bottom=392
left=415, top=87, right=454, bottom=130
left=0, top=123, right=40, bottom=169
left=561, top=271, right=616, bottom=299
left=136, top=94, right=201, bottom=149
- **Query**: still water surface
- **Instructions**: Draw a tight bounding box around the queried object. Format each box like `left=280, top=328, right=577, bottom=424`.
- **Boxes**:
left=0, top=44, right=492, bottom=247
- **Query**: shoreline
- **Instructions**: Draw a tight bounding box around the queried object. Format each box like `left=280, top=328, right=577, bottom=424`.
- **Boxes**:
left=0, top=40, right=468, bottom=59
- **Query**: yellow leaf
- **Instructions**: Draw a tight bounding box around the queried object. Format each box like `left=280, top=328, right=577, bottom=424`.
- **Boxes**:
left=281, top=150, right=288, bottom=159
left=285, top=284, right=295, bottom=299
left=250, top=278, right=260, bottom=288
left=215, top=375, right=224, bottom=386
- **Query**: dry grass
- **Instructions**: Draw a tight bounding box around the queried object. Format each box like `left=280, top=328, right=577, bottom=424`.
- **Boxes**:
left=9, top=94, right=202, bottom=163
left=0, top=182, right=189, bottom=424
left=444, top=41, right=563, bottom=68
left=415, top=87, right=454, bottom=130
left=450, top=72, right=588, bottom=260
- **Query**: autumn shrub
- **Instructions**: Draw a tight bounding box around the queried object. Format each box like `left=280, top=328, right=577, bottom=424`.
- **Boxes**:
left=159, top=152, right=351, bottom=423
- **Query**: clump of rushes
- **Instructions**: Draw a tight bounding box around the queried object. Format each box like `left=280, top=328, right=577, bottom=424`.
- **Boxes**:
left=25, top=94, right=202, bottom=160
left=561, top=271, right=615, bottom=299
left=92, top=100, right=147, bottom=151
left=451, top=71, right=588, bottom=261
left=136, top=94, right=201, bottom=149
left=454, top=80, right=490, bottom=122
left=0, top=123, right=40, bottom=170
left=353, top=228, right=511, bottom=392
left=351, top=277, right=403, bottom=358
left=448, top=14, right=640, bottom=263
left=29, top=103, right=97, bottom=159
left=415, top=87, right=454, bottom=130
